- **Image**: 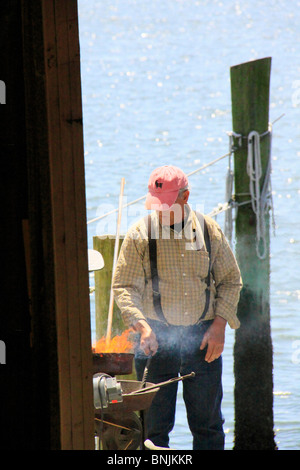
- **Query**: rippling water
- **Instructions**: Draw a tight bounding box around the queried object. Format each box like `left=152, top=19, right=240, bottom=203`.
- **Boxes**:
left=78, top=0, right=300, bottom=450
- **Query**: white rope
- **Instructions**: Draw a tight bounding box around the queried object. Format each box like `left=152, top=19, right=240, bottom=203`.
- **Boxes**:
left=247, top=130, right=263, bottom=226
left=224, top=121, right=277, bottom=256
left=208, top=201, right=232, bottom=218
left=247, top=125, right=274, bottom=259
left=224, top=134, right=236, bottom=244
left=224, top=166, right=234, bottom=243
left=208, top=199, right=251, bottom=219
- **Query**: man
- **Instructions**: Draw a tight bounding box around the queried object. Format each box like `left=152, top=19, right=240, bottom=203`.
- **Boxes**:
left=113, top=165, right=242, bottom=450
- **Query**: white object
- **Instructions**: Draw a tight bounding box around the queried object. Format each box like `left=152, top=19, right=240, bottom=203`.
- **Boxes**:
left=88, top=249, right=104, bottom=272
left=144, top=439, right=177, bottom=451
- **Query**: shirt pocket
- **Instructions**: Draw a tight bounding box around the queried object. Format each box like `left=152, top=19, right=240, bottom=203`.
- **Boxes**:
left=185, top=249, right=210, bottom=280
left=156, top=239, right=180, bottom=279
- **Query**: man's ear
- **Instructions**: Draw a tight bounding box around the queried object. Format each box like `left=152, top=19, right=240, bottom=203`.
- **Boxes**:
left=183, top=190, right=190, bottom=203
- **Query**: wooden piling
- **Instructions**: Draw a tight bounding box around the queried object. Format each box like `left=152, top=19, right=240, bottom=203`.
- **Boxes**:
left=230, top=57, right=277, bottom=449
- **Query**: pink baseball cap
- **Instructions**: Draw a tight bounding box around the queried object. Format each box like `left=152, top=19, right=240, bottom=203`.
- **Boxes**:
left=145, top=165, right=189, bottom=211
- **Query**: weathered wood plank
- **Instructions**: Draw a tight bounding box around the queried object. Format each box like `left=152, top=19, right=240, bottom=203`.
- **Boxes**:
left=42, top=0, right=94, bottom=450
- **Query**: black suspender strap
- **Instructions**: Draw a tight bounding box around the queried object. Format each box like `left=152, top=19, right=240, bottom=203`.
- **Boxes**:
left=147, top=215, right=169, bottom=325
left=198, top=216, right=212, bottom=321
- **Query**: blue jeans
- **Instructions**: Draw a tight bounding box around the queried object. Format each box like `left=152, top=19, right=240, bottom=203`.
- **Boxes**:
left=135, top=320, right=225, bottom=450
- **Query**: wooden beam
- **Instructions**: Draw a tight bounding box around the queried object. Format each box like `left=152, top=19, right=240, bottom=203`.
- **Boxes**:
left=41, top=0, right=94, bottom=449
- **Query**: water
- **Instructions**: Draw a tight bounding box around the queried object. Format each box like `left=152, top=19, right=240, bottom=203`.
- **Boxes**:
left=78, top=0, right=300, bottom=450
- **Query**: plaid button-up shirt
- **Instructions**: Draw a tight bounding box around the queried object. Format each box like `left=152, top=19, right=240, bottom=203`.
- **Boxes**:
left=113, top=205, right=242, bottom=329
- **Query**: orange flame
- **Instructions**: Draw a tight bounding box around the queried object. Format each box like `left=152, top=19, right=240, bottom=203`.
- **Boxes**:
left=92, top=328, right=135, bottom=354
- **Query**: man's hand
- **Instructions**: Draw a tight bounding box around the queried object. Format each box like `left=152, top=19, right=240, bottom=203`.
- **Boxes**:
left=133, top=319, right=158, bottom=356
left=200, top=316, right=227, bottom=362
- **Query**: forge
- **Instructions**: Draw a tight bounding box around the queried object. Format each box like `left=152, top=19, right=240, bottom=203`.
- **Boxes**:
left=92, top=350, right=159, bottom=450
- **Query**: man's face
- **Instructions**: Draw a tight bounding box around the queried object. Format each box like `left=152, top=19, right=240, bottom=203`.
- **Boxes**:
left=157, top=190, right=189, bottom=226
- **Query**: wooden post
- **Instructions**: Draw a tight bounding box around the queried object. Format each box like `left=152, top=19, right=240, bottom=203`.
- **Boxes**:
left=93, top=236, right=125, bottom=341
left=106, top=178, right=125, bottom=346
left=230, top=58, right=277, bottom=449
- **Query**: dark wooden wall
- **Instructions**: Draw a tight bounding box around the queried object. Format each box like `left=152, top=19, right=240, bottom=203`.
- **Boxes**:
left=0, top=0, right=94, bottom=449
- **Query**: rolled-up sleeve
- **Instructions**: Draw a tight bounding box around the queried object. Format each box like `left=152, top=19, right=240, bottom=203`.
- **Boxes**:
left=112, top=232, right=147, bottom=327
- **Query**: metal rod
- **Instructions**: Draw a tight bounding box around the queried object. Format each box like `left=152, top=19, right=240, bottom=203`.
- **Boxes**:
left=124, top=439, right=134, bottom=450
left=95, top=417, right=132, bottom=432
left=141, top=354, right=152, bottom=388
left=124, top=371, right=195, bottom=396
